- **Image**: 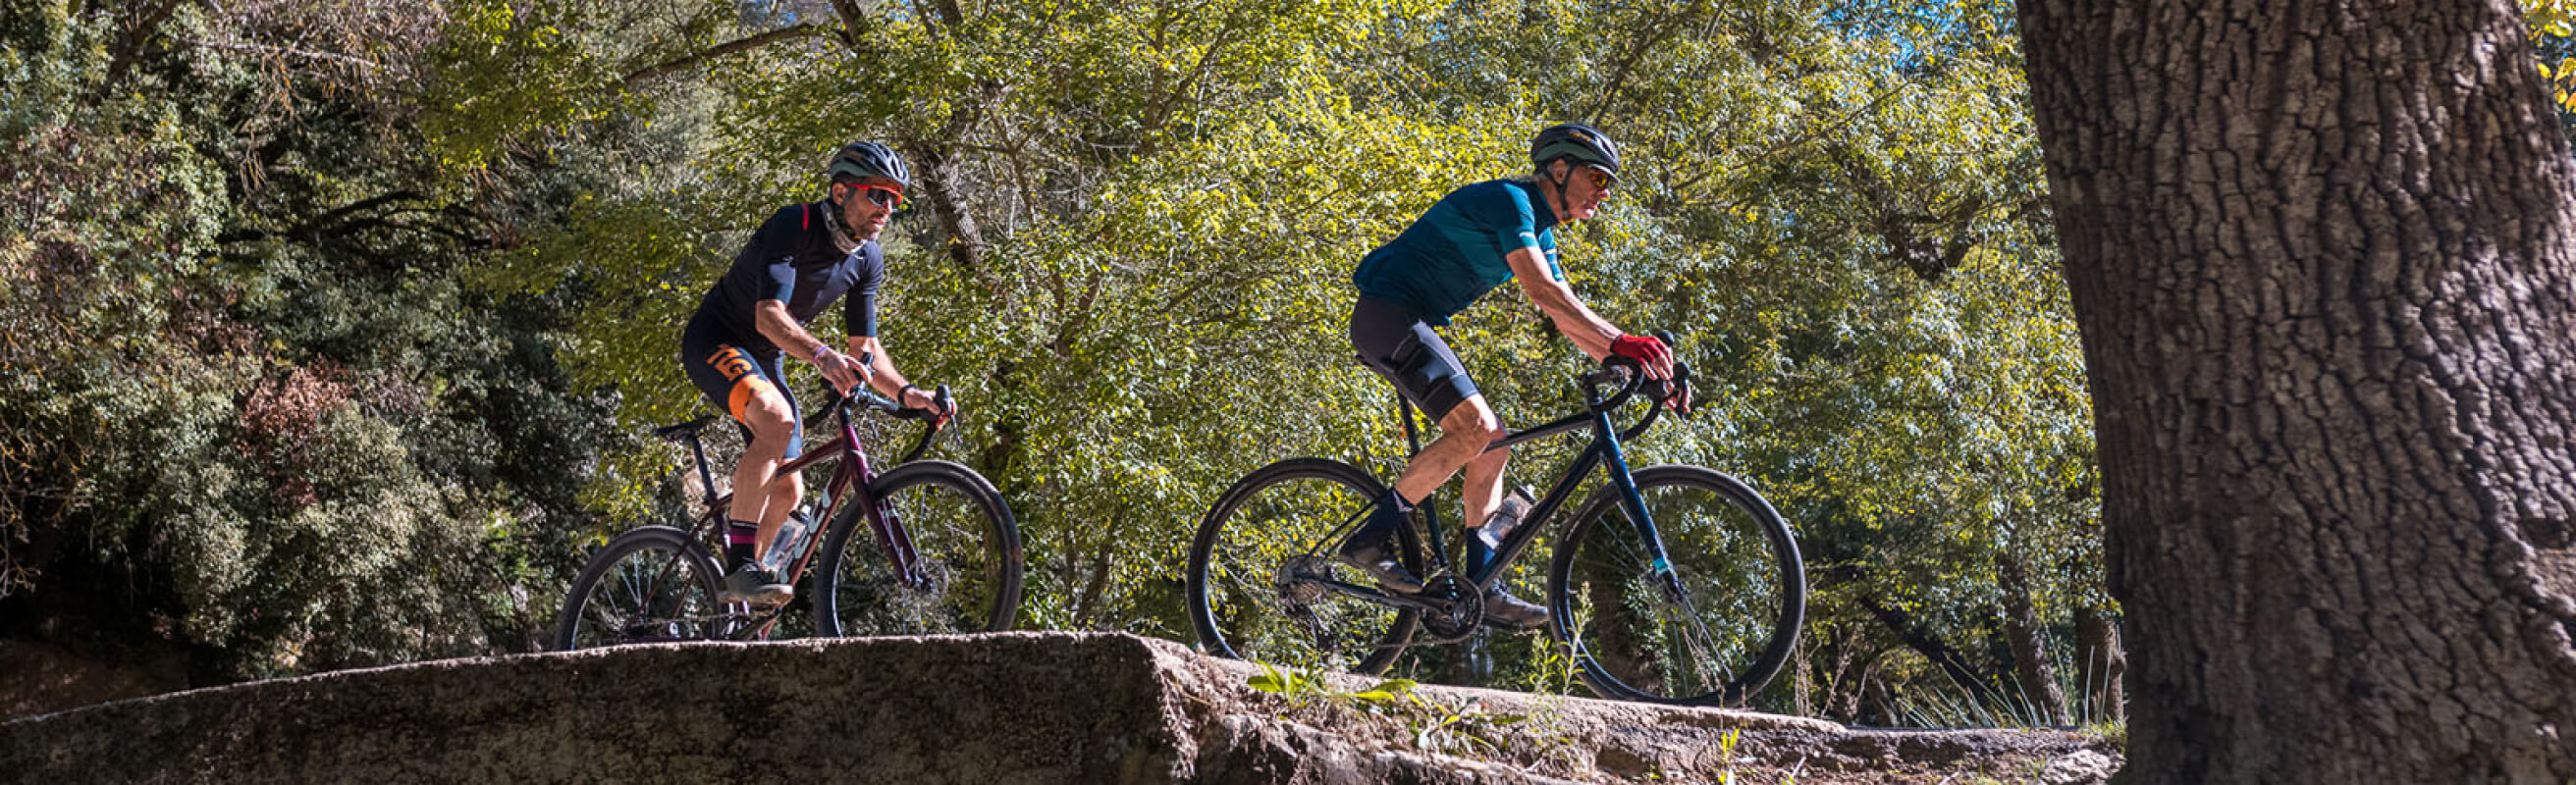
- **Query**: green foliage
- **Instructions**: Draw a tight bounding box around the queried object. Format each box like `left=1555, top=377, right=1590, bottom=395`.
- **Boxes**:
left=424, top=0, right=622, bottom=174
left=2523, top=0, right=2576, bottom=131
left=2, top=1, right=622, bottom=679
left=1246, top=660, right=1527, bottom=755
left=10, top=0, right=2131, bottom=722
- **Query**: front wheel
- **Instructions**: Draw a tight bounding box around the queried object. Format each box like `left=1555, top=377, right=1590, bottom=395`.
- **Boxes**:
left=1547, top=465, right=1804, bottom=706
left=555, top=526, right=735, bottom=651
left=814, top=460, right=1023, bottom=636
left=1186, top=457, right=1422, bottom=675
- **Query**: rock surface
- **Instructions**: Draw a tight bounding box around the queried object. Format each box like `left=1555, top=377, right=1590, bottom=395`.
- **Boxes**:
left=0, top=632, right=2119, bottom=783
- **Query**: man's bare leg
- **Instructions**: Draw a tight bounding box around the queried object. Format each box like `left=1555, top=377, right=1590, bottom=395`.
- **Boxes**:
left=720, top=390, right=802, bottom=605
left=1458, top=446, right=1510, bottom=537
left=1345, top=396, right=1503, bottom=594
left=1393, top=395, right=1503, bottom=503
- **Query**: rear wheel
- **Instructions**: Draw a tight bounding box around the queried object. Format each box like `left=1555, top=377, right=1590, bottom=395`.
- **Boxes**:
left=1186, top=457, right=1422, bottom=674
left=814, top=460, right=1022, bottom=636
left=1546, top=465, right=1804, bottom=706
left=555, top=526, right=735, bottom=651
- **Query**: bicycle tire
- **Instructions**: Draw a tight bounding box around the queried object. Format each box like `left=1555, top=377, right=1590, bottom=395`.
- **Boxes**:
left=1186, top=457, right=1422, bottom=674
left=555, top=525, right=732, bottom=651
left=813, top=460, right=1023, bottom=636
left=1546, top=464, right=1804, bottom=706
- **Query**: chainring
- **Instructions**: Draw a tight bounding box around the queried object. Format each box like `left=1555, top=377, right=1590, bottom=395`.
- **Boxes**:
left=1417, top=574, right=1485, bottom=641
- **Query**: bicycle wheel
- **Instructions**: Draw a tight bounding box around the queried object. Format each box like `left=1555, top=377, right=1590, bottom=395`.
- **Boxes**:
left=1547, top=464, right=1804, bottom=706
left=555, top=526, right=733, bottom=651
left=814, top=460, right=1023, bottom=636
left=1187, top=457, right=1422, bottom=674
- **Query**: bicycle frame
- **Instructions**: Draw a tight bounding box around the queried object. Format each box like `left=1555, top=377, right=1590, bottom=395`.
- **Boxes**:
left=1463, top=404, right=1674, bottom=591
left=664, top=388, right=944, bottom=633
left=1315, top=365, right=1685, bottom=611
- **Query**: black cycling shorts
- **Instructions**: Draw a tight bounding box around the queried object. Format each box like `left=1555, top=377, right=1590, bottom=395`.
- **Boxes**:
left=1350, top=295, right=1479, bottom=422
left=679, top=312, right=805, bottom=459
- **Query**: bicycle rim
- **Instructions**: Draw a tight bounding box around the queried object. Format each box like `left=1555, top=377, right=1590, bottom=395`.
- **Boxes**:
left=1547, top=465, right=1804, bottom=706
left=556, top=526, right=733, bottom=651
left=815, top=460, right=1023, bottom=636
left=1186, top=458, right=1421, bottom=675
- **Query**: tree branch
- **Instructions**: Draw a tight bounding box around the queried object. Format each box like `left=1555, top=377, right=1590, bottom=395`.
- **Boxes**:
left=1860, top=594, right=2004, bottom=708
left=1582, top=3, right=1699, bottom=122
left=826, top=0, right=874, bottom=47
left=290, top=191, right=427, bottom=238
left=109, top=0, right=194, bottom=79
left=620, top=23, right=832, bottom=87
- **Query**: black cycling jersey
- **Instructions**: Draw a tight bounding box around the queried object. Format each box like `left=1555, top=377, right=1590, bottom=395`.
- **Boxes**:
left=691, top=199, right=886, bottom=356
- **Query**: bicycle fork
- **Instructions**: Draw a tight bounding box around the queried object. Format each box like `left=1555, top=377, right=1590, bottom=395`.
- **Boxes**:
left=845, top=460, right=929, bottom=591
left=1594, top=408, right=1684, bottom=598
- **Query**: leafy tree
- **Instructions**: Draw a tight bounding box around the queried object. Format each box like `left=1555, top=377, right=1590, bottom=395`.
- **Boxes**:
left=2, top=0, right=622, bottom=682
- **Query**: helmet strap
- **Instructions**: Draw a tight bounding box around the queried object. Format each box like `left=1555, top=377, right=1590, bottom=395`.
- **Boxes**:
left=1542, top=158, right=1574, bottom=219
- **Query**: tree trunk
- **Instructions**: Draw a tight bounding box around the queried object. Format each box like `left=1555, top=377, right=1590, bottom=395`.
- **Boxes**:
left=905, top=139, right=991, bottom=278
left=1861, top=594, right=2005, bottom=708
left=2072, top=603, right=2124, bottom=725
left=1997, top=553, right=2068, bottom=725
left=2017, top=1, right=2576, bottom=781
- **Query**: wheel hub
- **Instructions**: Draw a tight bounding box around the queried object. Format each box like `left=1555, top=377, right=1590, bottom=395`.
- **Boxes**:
left=1275, top=555, right=1333, bottom=604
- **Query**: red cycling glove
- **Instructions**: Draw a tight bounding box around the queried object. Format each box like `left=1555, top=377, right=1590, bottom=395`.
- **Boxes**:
left=1610, top=334, right=1673, bottom=374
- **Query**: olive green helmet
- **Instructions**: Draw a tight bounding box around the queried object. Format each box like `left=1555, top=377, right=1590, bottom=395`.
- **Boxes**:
left=1530, top=123, right=1621, bottom=182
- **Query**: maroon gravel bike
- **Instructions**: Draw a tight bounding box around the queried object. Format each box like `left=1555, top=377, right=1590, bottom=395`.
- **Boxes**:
left=555, top=379, right=1021, bottom=649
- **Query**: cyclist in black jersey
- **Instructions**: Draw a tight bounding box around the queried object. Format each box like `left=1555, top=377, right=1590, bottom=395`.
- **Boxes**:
left=678, top=141, right=958, bottom=606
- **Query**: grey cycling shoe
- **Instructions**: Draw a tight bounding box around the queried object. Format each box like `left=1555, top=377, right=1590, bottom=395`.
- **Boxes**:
left=719, top=566, right=793, bottom=607
left=1337, top=532, right=1425, bottom=595
left=1482, top=584, right=1549, bottom=629
left=1336, top=492, right=1424, bottom=594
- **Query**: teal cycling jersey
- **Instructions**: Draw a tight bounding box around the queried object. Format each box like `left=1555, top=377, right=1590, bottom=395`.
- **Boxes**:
left=1352, top=179, right=1565, bottom=326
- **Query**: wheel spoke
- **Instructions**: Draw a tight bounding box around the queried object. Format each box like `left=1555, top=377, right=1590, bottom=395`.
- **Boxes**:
left=1550, top=466, right=1803, bottom=706
left=1187, top=460, right=1419, bottom=675
left=818, top=462, right=1020, bottom=638
left=557, top=528, right=725, bottom=651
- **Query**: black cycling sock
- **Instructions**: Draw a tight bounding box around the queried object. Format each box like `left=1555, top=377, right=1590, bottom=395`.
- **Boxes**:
left=1345, top=489, right=1414, bottom=550
left=1466, top=535, right=1494, bottom=575
left=726, top=519, right=760, bottom=569
left=1370, top=489, right=1416, bottom=533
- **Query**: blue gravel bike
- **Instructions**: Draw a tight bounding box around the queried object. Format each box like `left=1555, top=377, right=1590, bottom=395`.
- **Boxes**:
left=1185, top=337, right=1804, bottom=706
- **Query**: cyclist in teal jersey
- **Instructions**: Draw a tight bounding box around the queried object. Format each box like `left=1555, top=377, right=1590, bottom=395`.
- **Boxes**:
left=1341, top=124, right=1683, bottom=628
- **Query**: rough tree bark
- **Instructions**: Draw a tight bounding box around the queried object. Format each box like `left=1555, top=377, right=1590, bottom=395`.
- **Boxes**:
left=1997, top=553, right=2068, bottom=725
left=2071, top=603, right=2123, bottom=724
left=2017, top=1, right=2576, bottom=781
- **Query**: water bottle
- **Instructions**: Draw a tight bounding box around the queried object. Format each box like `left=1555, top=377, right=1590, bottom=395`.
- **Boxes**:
left=1475, top=486, right=1536, bottom=551
left=760, top=507, right=814, bottom=573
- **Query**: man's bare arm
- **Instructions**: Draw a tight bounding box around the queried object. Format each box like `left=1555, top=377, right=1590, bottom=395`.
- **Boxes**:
left=756, top=300, right=861, bottom=392
left=1504, top=245, right=1620, bottom=360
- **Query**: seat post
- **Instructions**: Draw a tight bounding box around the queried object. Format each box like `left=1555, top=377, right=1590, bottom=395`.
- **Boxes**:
left=685, top=431, right=717, bottom=505
left=1395, top=392, right=1445, bottom=561
left=1399, top=394, right=1422, bottom=458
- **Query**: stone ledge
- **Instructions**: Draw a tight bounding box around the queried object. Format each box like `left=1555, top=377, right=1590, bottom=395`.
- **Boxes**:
left=1, top=632, right=2120, bottom=784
